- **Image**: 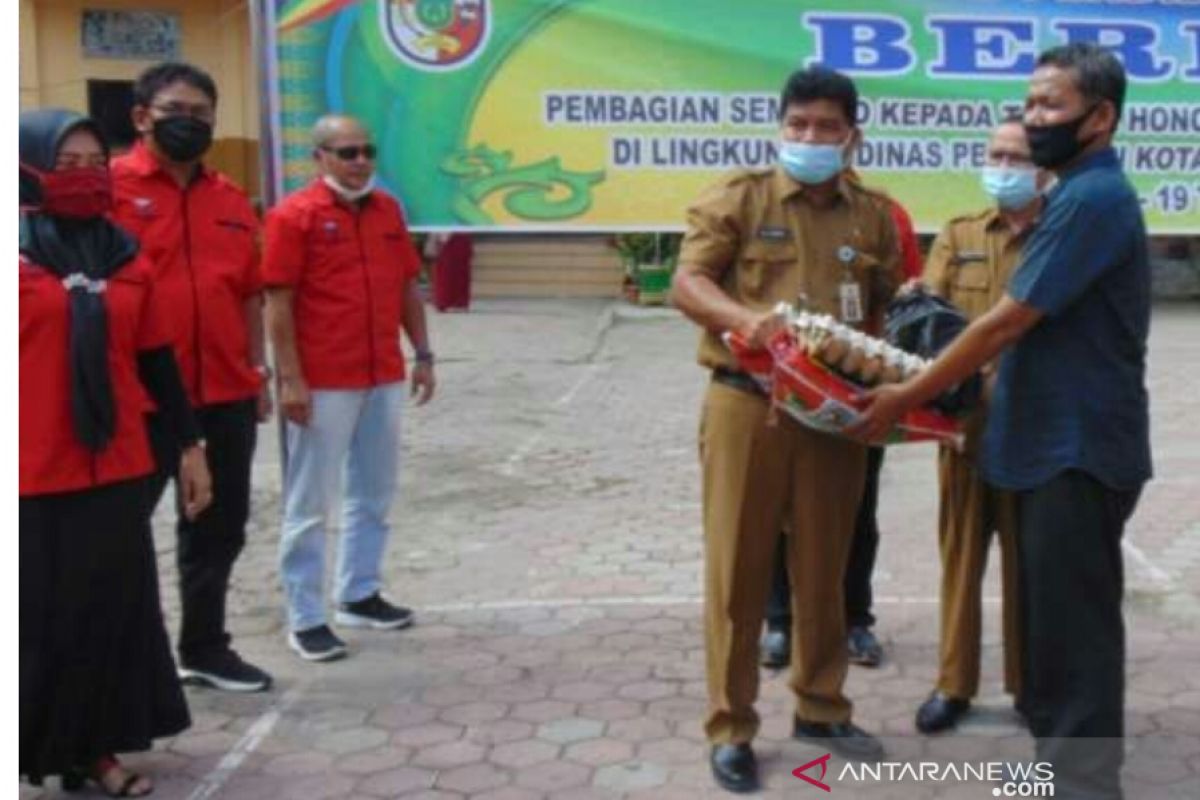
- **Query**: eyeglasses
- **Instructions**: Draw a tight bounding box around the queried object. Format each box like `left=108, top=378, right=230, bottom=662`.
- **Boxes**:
left=151, top=102, right=215, bottom=123
left=320, top=144, right=378, bottom=162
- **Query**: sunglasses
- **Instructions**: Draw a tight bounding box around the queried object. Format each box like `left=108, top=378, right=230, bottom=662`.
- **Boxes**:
left=320, top=144, right=378, bottom=162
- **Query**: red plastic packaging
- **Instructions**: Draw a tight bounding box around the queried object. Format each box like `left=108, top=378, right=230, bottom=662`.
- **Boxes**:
left=725, top=330, right=964, bottom=448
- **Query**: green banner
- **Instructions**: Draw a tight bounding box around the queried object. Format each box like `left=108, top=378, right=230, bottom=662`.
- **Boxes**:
left=267, top=1, right=1200, bottom=233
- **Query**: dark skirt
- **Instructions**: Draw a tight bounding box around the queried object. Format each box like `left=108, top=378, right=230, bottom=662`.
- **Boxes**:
left=20, top=476, right=190, bottom=784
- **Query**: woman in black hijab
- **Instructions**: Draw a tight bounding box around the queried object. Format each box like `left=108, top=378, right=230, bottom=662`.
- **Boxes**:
left=20, top=109, right=211, bottom=796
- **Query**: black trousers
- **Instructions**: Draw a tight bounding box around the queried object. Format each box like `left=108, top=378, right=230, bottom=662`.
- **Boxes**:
left=766, top=446, right=884, bottom=631
left=1016, top=470, right=1140, bottom=800
left=148, top=399, right=258, bottom=664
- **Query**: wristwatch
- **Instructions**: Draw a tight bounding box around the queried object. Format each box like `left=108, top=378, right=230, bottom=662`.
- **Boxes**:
left=415, top=349, right=435, bottom=366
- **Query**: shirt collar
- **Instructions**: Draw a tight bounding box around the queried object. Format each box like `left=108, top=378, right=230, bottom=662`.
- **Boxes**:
left=310, top=178, right=340, bottom=207
left=1058, top=146, right=1120, bottom=182
left=986, top=200, right=1042, bottom=241
left=983, top=207, right=1005, bottom=231
left=125, top=139, right=213, bottom=185
left=772, top=166, right=851, bottom=204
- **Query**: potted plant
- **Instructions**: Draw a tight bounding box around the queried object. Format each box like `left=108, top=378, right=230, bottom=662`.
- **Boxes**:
left=613, top=232, right=681, bottom=306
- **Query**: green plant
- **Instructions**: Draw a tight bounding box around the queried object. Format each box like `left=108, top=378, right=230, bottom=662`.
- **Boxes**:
left=613, top=233, right=682, bottom=273
left=410, top=231, right=429, bottom=256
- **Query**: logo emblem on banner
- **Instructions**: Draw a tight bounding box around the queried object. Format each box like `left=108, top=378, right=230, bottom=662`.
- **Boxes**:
left=380, top=0, right=490, bottom=71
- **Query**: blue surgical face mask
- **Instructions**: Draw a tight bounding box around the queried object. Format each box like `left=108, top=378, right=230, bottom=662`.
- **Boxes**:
left=779, top=140, right=847, bottom=185
left=981, top=165, right=1039, bottom=210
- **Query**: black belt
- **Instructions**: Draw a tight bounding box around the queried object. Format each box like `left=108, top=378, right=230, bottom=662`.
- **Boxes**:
left=712, top=366, right=767, bottom=397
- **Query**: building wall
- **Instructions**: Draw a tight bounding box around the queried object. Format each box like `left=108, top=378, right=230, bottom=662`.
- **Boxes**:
left=18, top=1, right=640, bottom=300
left=20, top=0, right=262, bottom=197
left=470, top=236, right=625, bottom=299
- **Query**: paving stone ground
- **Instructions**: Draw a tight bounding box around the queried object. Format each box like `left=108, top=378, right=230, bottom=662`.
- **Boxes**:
left=21, top=300, right=1200, bottom=799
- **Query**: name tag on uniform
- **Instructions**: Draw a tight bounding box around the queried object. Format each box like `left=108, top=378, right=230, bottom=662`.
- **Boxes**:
left=756, top=226, right=791, bottom=242
left=954, top=250, right=987, bottom=263
left=839, top=281, right=864, bottom=324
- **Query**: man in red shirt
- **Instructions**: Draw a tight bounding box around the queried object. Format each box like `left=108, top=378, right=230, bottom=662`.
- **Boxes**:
left=112, top=62, right=272, bottom=693
left=263, top=114, right=435, bottom=662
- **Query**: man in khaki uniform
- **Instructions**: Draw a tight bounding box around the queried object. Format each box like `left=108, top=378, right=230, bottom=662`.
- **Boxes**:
left=914, top=117, right=1046, bottom=733
left=672, top=66, right=900, bottom=793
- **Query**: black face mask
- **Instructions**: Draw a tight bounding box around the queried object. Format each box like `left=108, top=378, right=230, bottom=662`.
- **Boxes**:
left=152, top=116, right=213, bottom=163
left=1025, top=104, right=1099, bottom=169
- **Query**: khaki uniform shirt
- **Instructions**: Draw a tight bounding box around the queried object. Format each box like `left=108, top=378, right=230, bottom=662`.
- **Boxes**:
left=923, top=207, right=1029, bottom=322
left=678, top=167, right=902, bottom=371
left=923, top=207, right=1033, bottom=453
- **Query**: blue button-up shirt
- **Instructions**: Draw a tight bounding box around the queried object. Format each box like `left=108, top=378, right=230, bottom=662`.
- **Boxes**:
left=982, top=148, right=1152, bottom=492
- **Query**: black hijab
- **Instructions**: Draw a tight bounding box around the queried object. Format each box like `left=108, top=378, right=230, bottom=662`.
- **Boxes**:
left=19, top=108, right=139, bottom=452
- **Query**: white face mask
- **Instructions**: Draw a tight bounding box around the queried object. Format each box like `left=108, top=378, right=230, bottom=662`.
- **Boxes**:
left=323, top=174, right=375, bottom=202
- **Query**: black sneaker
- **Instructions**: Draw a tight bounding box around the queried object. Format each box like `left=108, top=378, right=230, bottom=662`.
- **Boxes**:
left=288, top=624, right=348, bottom=662
left=179, top=649, right=273, bottom=692
left=335, top=593, right=414, bottom=630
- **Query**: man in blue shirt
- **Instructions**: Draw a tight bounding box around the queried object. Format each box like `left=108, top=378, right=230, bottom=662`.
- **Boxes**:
left=853, top=43, right=1151, bottom=799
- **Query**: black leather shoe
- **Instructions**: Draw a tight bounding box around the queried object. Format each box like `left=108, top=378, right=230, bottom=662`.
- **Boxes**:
left=793, top=719, right=885, bottom=761
left=760, top=628, right=790, bottom=668
left=1013, top=695, right=1031, bottom=729
left=915, top=691, right=971, bottom=734
left=847, top=626, right=883, bottom=667
left=710, top=743, right=759, bottom=793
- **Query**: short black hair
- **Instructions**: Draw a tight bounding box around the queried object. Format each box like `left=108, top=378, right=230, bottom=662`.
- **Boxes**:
left=133, top=62, right=218, bottom=108
left=1036, top=42, right=1126, bottom=128
left=779, top=66, right=858, bottom=126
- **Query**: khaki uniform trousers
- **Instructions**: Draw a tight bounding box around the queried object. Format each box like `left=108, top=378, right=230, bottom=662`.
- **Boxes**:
left=700, top=381, right=867, bottom=744
left=935, top=444, right=1021, bottom=700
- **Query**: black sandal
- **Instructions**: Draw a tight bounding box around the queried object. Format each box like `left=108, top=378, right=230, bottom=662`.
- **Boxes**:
left=92, top=755, right=154, bottom=798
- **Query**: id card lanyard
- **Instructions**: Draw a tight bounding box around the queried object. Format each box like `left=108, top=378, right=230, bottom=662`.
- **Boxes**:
left=837, top=243, right=864, bottom=325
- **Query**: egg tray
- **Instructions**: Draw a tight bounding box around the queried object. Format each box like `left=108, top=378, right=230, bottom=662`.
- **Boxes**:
left=724, top=321, right=964, bottom=448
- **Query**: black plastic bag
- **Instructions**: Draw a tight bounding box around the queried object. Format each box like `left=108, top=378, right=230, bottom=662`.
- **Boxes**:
left=883, top=287, right=982, bottom=416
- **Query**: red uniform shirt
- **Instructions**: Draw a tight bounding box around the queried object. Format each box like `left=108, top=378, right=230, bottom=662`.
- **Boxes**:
left=261, top=180, right=422, bottom=389
left=887, top=199, right=923, bottom=281
left=20, top=253, right=171, bottom=496
left=111, top=142, right=262, bottom=407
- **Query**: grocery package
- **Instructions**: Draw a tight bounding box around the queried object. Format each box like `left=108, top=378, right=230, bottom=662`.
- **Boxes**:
left=724, top=305, right=965, bottom=447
